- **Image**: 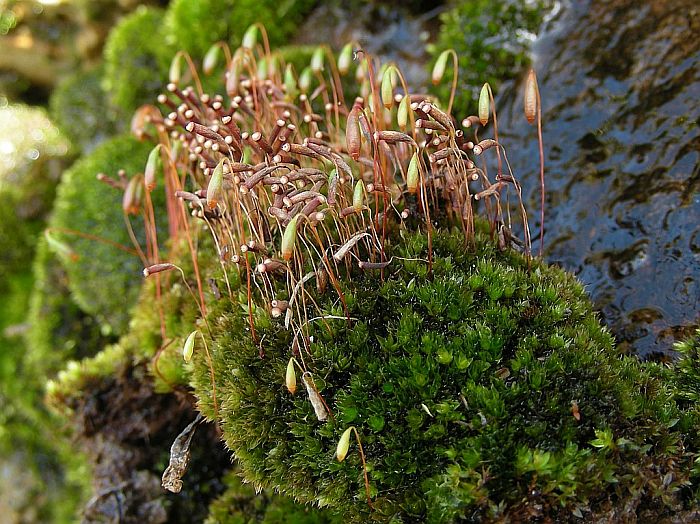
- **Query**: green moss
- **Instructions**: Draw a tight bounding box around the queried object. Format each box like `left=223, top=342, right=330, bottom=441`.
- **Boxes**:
left=103, top=6, right=173, bottom=115
left=673, top=328, right=700, bottom=408
left=48, top=134, right=155, bottom=334
left=192, top=226, right=700, bottom=522
left=206, top=471, right=341, bottom=524
left=430, top=0, right=554, bottom=118
left=49, top=67, right=119, bottom=153
left=48, top=229, right=224, bottom=408
left=25, top=236, right=113, bottom=376
left=165, top=0, right=317, bottom=59
left=0, top=268, right=90, bottom=524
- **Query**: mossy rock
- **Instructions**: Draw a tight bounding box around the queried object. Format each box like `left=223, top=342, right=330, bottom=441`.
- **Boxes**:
left=430, top=0, right=554, bottom=119
left=48, top=229, right=224, bottom=407
left=0, top=267, right=90, bottom=524
left=25, top=236, right=114, bottom=377
left=192, top=226, right=700, bottom=522
left=206, top=470, right=342, bottom=524
left=165, top=0, right=317, bottom=60
left=49, top=67, right=119, bottom=153
left=103, top=6, right=173, bottom=116
left=49, top=134, right=157, bottom=334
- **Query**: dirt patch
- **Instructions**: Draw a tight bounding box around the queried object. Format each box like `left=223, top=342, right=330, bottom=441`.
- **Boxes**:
left=66, top=363, right=229, bottom=523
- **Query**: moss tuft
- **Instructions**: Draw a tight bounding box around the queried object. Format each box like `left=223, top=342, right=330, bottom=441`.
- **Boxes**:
left=48, top=134, right=156, bottom=334
left=205, top=470, right=341, bottom=524
left=25, top=236, right=113, bottom=376
left=192, top=226, right=700, bottom=522
left=49, top=67, right=119, bottom=153
left=165, top=0, right=316, bottom=59
left=103, top=6, right=173, bottom=115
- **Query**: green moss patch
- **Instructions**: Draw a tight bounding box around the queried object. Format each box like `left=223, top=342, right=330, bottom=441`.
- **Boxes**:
left=48, top=134, right=155, bottom=334
left=192, top=227, right=700, bottom=522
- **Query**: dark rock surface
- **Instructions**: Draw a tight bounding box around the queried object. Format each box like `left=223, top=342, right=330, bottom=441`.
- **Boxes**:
left=68, top=364, right=229, bottom=524
left=497, top=0, right=700, bottom=357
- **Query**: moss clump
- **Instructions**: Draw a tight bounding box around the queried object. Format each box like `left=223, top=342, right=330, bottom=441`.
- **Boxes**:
left=431, top=0, right=554, bottom=118
left=192, top=226, right=700, bottom=522
left=165, top=0, right=316, bottom=59
left=103, top=6, right=173, bottom=115
left=48, top=134, right=155, bottom=334
left=25, top=236, right=113, bottom=376
left=206, top=471, right=342, bottom=524
left=49, top=67, right=119, bottom=153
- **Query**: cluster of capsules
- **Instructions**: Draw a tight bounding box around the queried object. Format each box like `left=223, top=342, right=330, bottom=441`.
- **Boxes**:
left=128, top=46, right=526, bottom=345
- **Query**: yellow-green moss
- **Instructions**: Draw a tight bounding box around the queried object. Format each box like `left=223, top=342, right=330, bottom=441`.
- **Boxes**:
left=206, top=470, right=342, bottom=524
left=49, top=67, right=119, bottom=153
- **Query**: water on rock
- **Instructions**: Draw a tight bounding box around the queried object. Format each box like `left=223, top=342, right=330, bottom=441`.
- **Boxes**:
left=496, top=0, right=699, bottom=357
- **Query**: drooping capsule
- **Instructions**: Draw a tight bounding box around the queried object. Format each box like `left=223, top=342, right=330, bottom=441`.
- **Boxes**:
left=256, top=57, right=268, bottom=81
left=203, top=45, right=220, bottom=75
left=206, top=159, right=224, bottom=210
left=241, top=24, right=258, bottom=49
left=45, top=230, right=78, bottom=262
left=524, top=68, right=539, bottom=125
left=478, top=83, right=490, bottom=126
left=281, top=214, right=300, bottom=261
left=406, top=152, right=420, bottom=193
left=299, top=66, right=313, bottom=94
left=286, top=357, right=297, bottom=394
left=353, top=180, right=365, bottom=213
left=301, top=372, right=328, bottom=421
left=432, top=50, right=450, bottom=85
left=346, top=105, right=362, bottom=161
left=381, top=66, right=396, bottom=109
left=122, top=173, right=144, bottom=215
left=144, top=144, right=161, bottom=192
left=336, top=427, right=353, bottom=461
left=338, top=43, right=353, bottom=75
left=183, top=330, right=198, bottom=363
left=284, top=64, right=298, bottom=100
left=169, top=53, right=183, bottom=84
left=311, top=46, right=325, bottom=73
left=397, top=96, right=412, bottom=131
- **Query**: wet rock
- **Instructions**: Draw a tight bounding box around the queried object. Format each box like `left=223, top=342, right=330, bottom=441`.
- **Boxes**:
left=293, top=2, right=442, bottom=87
left=497, top=0, right=700, bottom=356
